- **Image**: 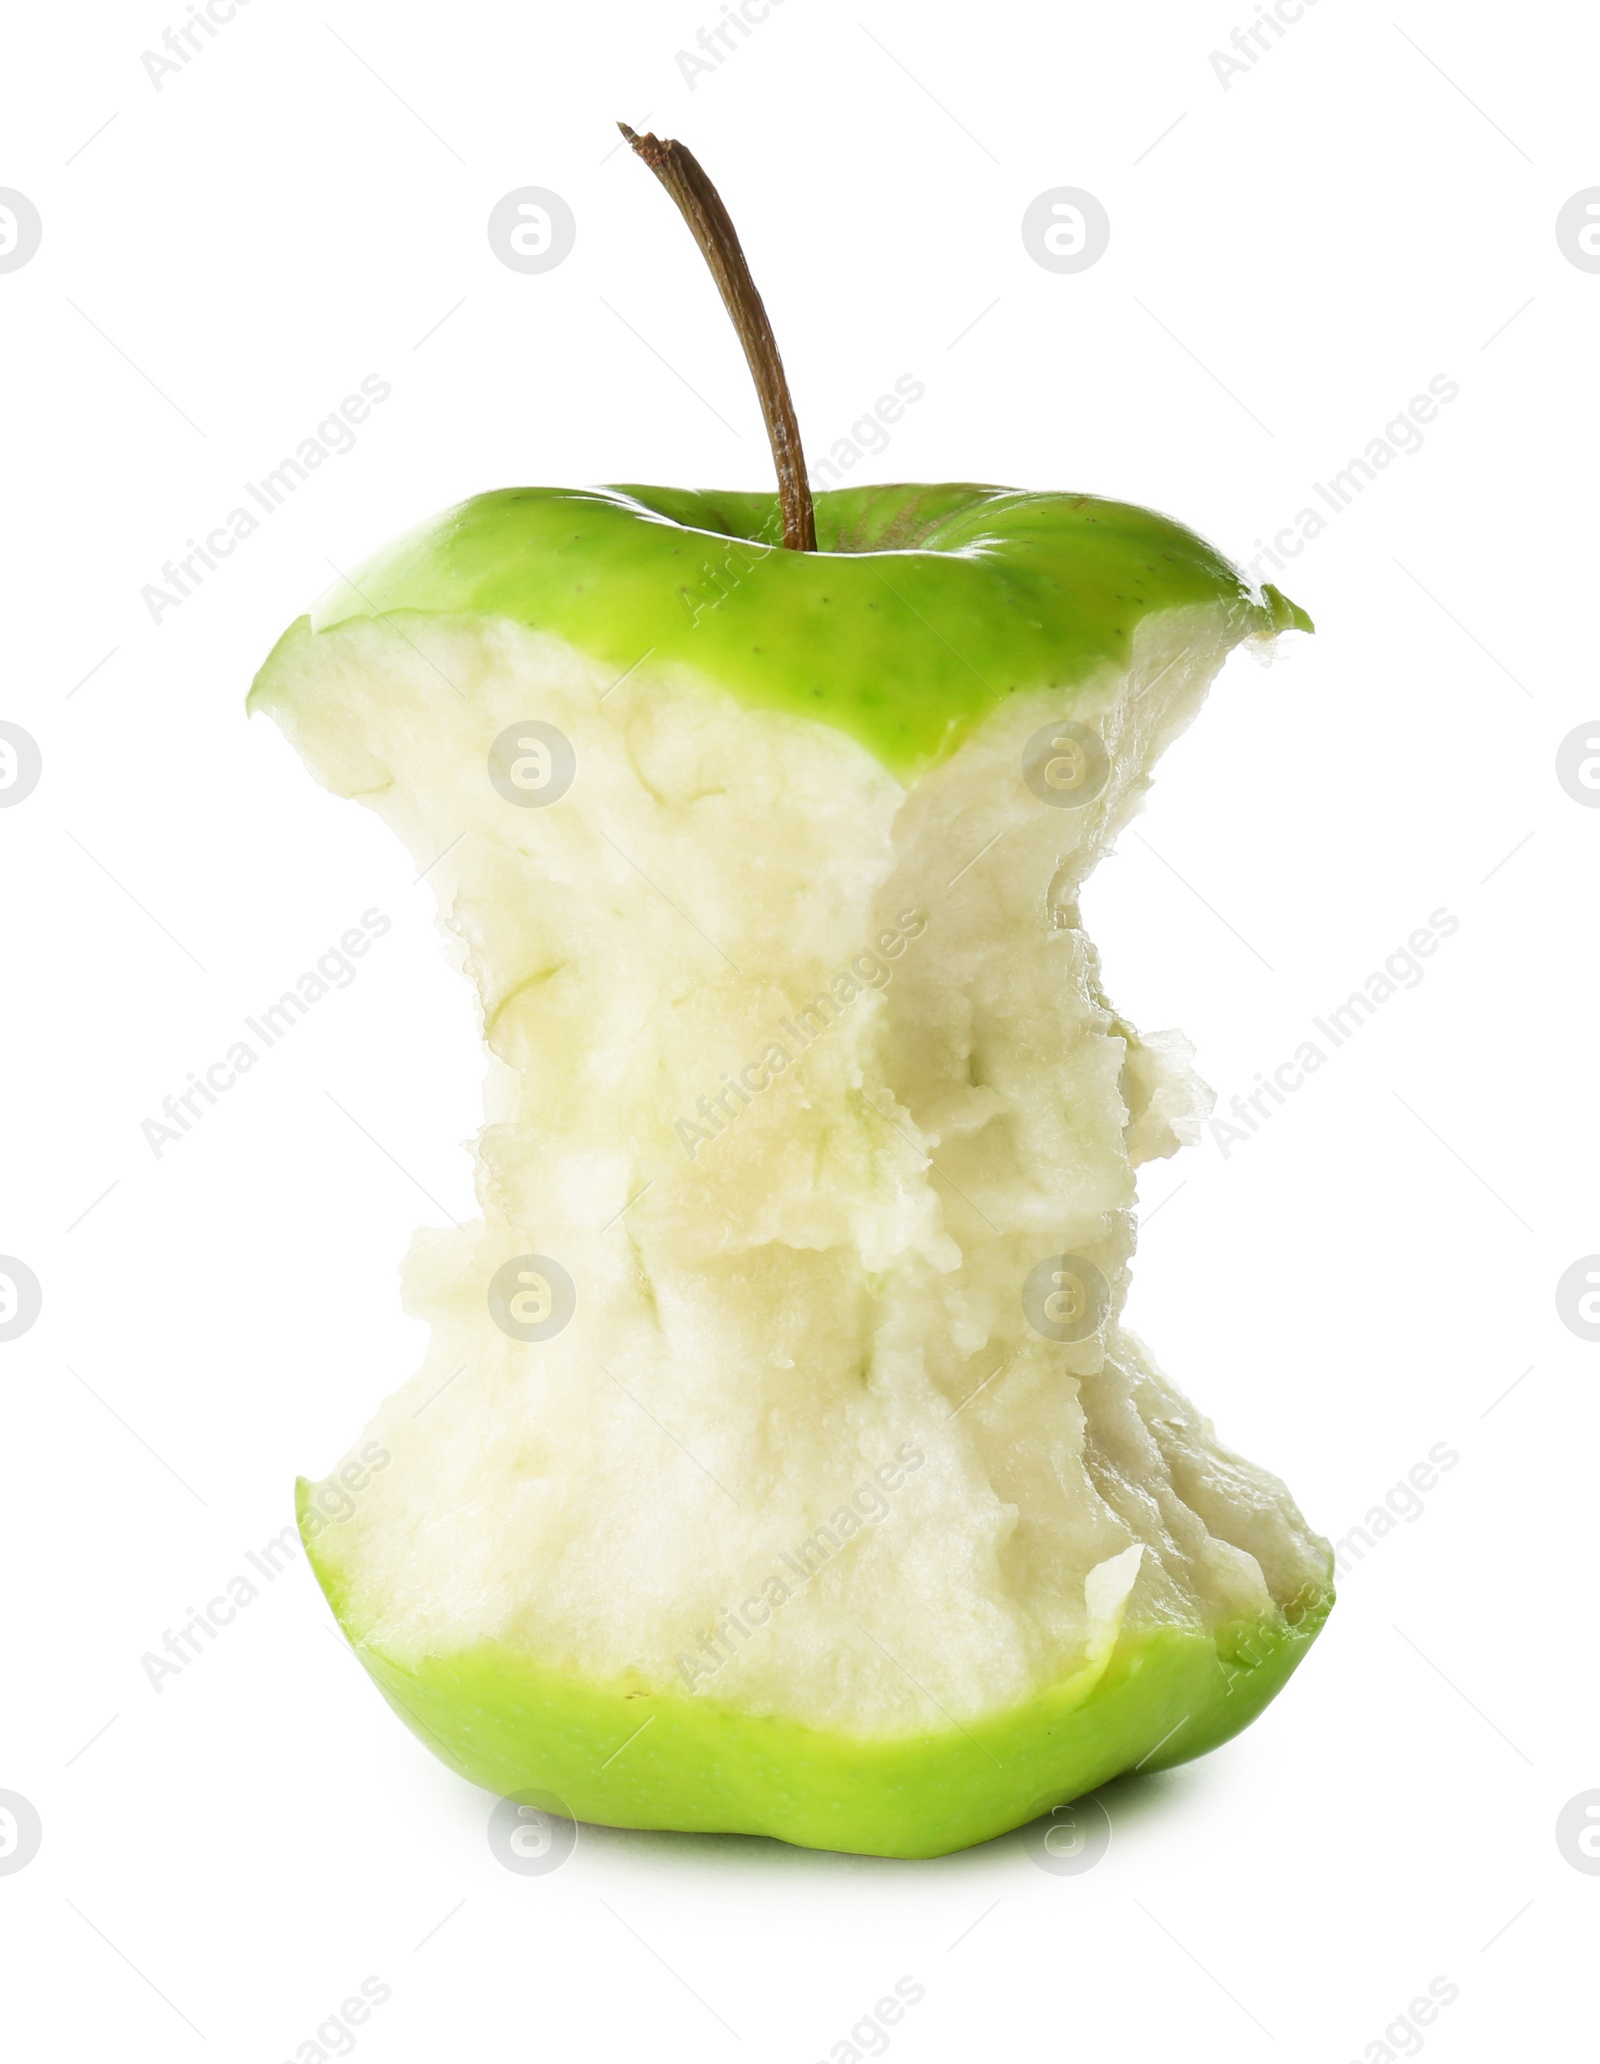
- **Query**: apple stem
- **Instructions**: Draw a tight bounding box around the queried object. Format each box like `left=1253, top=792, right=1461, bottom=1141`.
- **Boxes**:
left=619, top=122, right=816, bottom=552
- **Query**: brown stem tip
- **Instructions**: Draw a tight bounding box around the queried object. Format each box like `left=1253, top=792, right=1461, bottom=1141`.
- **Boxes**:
left=618, top=121, right=816, bottom=552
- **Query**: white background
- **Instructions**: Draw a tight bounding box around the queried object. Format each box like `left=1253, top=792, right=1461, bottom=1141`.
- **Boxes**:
left=3, top=0, right=1596, bottom=2056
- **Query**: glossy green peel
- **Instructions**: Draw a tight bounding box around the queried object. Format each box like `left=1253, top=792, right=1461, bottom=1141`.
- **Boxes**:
left=288, top=483, right=1307, bottom=780
left=303, top=1483, right=1329, bottom=1858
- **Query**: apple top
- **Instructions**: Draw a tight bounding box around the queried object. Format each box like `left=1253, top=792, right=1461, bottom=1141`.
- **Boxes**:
left=261, top=482, right=1307, bottom=781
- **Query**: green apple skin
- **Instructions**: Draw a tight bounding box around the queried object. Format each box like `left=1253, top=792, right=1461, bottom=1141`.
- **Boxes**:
left=303, top=1485, right=1331, bottom=1858
left=271, top=481, right=1325, bottom=1858
left=260, top=482, right=1309, bottom=780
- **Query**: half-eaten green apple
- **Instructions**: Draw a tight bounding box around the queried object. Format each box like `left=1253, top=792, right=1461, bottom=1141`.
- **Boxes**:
left=253, top=127, right=1332, bottom=1858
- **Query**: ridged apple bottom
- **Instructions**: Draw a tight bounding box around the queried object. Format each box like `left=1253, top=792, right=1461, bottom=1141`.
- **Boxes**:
left=304, top=1473, right=1328, bottom=1857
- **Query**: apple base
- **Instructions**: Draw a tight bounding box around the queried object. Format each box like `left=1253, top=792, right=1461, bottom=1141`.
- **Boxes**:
left=307, top=1505, right=1331, bottom=1858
